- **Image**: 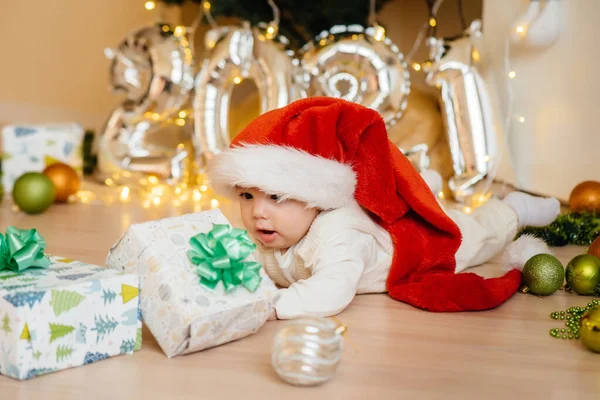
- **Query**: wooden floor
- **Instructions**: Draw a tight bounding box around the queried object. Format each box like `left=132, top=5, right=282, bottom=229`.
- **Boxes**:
left=0, top=182, right=598, bottom=399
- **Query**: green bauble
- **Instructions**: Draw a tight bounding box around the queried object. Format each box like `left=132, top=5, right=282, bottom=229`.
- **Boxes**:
left=580, top=307, right=600, bottom=352
left=566, top=254, right=600, bottom=295
left=522, top=254, right=565, bottom=296
left=12, top=172, right=56, bottom=214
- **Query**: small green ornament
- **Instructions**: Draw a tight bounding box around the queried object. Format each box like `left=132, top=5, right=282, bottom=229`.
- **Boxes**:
left=565, top=254, right=600, bottom=295
left=12, top=172, right=55, bottom=214
left=521, top=254, right=565, bottom=296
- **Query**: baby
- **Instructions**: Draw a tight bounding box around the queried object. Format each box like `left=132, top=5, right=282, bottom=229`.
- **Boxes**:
left=207, top=97, right=559, bottom=319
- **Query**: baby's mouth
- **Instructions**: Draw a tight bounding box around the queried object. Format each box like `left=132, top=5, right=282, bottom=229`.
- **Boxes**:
left=256, top=229, right=278, bottom=244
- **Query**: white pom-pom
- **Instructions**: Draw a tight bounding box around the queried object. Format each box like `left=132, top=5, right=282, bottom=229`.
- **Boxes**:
left=502, top=234, right=553, bottom=271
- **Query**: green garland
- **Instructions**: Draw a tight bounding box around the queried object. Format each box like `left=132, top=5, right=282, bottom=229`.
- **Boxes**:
left=517, top=212, right=600, bottom=247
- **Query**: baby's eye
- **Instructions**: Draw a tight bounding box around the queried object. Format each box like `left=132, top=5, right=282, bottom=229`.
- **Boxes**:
left=270, top=194, right=280, bottom=202
left=239, top=192, right=253, bottom=200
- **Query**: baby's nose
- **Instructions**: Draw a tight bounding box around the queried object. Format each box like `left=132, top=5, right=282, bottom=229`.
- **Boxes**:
left=252, top=199, right=269, bottom=219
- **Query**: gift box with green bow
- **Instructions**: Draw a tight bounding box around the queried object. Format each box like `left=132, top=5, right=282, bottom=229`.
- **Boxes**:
left=105, top=209, right=278, bottom=358
left=0, top=227, right=141, bottom=380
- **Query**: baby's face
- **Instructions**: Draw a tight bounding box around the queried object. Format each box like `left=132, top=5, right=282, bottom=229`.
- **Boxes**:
left=236, top=187, right=318, bottom=251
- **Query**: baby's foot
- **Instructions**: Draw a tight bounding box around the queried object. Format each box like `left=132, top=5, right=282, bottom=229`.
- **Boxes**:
left=503, top=191, right=561, bottom=228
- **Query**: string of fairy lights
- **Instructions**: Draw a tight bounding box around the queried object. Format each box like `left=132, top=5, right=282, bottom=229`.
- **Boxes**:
left=69, top=173, right=223, bottom=212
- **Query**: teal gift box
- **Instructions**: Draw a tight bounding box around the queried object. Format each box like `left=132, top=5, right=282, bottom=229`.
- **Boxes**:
left=0, top=256, right=141, bottom=380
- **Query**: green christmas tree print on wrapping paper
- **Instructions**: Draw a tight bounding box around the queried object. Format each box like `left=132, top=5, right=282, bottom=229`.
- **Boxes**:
left=50, top=289, right=85, bottom=316
left=3, top=291, right=46, bottom=308
left=1, top=313, right=11, bottom=334
left=56, top=345, right=74, bottom=362
left=0, top=273, right=19, bottom=281
left=120, top=339, right=136, bottom=354
left=134, top=328, right=142, bottom=351
left=102, top=289, right=117, bottom=305
left=92, top=315, right=118, bottom=343
left=49, top=323, right=75, bottom=343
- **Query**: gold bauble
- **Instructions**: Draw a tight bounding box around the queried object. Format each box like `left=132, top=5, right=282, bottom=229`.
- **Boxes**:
left=43, top=163, right=80, bottom=203
left=565, top=254, right=600, bottom=295
left=589, top=236, right=600, bottom=259
left=569, top=181, right=600, bottom=213
left=580, top=307, right=600, bottom=353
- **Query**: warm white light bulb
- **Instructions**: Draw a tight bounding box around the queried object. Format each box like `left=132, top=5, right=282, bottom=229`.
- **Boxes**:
left=373, top=25, right=386, bottom=41
left=120, top=186, right=130, bottom=202
left=509, top=0, right=562, bottom=48
left=174, top=26, right=185, bottom=37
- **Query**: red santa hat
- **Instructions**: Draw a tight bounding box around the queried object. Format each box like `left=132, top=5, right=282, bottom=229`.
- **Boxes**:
left=207, top=97, right=521, bottom=312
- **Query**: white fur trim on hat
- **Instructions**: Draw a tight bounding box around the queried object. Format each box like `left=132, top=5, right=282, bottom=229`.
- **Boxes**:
left=207, top=144, right=357, bottom=210
left=501, top=234, right=553, bottom=272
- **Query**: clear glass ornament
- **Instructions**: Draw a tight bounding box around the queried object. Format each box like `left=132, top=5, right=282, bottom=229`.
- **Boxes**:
left=272, top=317, right=345, bottom=386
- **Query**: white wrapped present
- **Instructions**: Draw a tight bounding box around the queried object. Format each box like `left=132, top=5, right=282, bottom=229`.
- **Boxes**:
left=1, top=123, right=84, bottom=192
left=0, top=250, right=141, bottom=380
left=105, top=209, right=278, bottom=358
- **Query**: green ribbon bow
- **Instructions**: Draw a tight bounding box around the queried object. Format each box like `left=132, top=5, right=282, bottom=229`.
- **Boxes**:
left=0, top=226, right=51, bottom=273
left=187, top=224, right=262, bottom=293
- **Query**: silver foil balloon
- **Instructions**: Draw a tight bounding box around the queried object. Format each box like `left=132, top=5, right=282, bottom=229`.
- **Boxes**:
left=298, top=24, right=411, bottom=129
left=272, top=317, right=345, bottom=386
left=400, top=144, right=430, bottom=172
left=425, top=20, right=500, bottom=205
left=96, top=24, right=196, bottom=182
left=105, top=24, right=195, bottom=116
left=193, top=23, right=304, bottom=166
left=96, top=108, right=192, bottom=183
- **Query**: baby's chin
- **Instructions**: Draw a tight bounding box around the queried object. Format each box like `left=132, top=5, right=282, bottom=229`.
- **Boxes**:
left=260, top=241, right=288, bottom=250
